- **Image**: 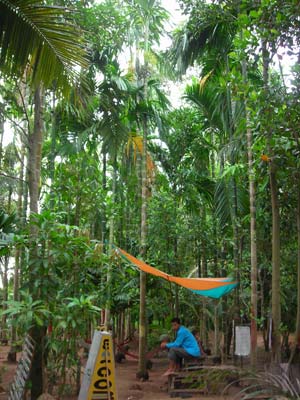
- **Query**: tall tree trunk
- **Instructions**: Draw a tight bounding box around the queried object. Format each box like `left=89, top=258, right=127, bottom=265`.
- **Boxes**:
left=138, top=85, right=149, bottom=375
left=28, top=85, right=45, bottom=399
left=289, top=173, right=300, bottom=364
left=174, top=216, right=179, bottom=316
left=138, top=114, right=148, bottom=377
left=270, top=166, right=281, bottom=363
left=247, top=116, right=258, bottom=367
left=200, top=211, right=208, bottom=347
left=102, top=150, right=107, bottom=245
left=0, top=117, right=4, bottom=170
left=19, top=155, right=29, bottom=290
left=8, top=142, right=26, bottom=361
left=1, top=183, right=13, bottom=342
left=104, top=156, right=117, bottom=328
left=225, top=56, right=240, bottom=326
left=213, top=300, right=220, bottom=356
left=49, top=92, right=57, bottom=209
left=137, top=14, right=149, bottom=378
left=289, top=93, right=300, bottom=364
left=262, top=40, right=281, bottom=364
left=242, top=59, right=258, bottom=367
left=1, top=256, right=9, bottom=343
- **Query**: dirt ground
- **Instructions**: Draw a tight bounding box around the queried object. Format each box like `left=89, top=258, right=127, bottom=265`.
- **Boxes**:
left=0, top=345, right=240, bottom=400
left=114, top=356, right=237, bottom=400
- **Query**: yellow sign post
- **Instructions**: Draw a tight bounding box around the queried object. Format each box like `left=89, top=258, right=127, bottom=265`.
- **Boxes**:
left=79, top=331, right=117, bottom=400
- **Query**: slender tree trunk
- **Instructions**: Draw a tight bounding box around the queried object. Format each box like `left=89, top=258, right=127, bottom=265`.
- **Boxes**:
left=0, top=117, right=4, bottom=170
left=28, top=85, right=45, bottom=399
left=225, top=56, right=240, bottom=326
left=213, top=301, right=220, bottom=356
left=102, top=150, right=107, bottom=245
left=269, top=165, right=281, bottom=363
left=8, top=142, right=25, bottom=361
left=262, top=40, right=281, bottom=364
left=137, top=14, right=150, bottom=378
left=247, top=118, right=258, bottom=367
left=242, top=59, right=258, bottom=367
left=49, top=92, right=57, bottom=209
left=1, top=256, right=9, bottom=343
left=174, top=224, right=179, bottom=316
left=201, top=214, right=208, bottom=347
left=105, top=157, right=117, bottom=328
left=289, top=174, right=300, bottom=365
left=138, top=115, right=148, bottom=377
left=288, top=52, right=300, bottom=365
left=1, top=184, right=13, bottom=342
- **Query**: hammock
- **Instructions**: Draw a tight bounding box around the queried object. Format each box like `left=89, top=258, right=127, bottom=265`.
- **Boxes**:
left=117, top=248, right=238, bottom=299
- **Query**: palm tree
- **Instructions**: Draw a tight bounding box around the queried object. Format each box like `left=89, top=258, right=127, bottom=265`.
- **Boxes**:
left=1, top=1, right=88, bottom=397
left=0, top=0, right=87, bottom=91
left=168, top=1, right=260, bottom=362
left=0, top=209, right=16, bottom=342
left=126, top=0, right=168, bottom=378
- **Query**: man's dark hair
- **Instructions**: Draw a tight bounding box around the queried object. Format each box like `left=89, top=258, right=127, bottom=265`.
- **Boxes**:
left=171, top=317, right=181, bottom=324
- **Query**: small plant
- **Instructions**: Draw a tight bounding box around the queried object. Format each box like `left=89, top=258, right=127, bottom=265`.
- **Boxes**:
left=224, top=369, right=300, bottom=400
left=0, top=291, right=51, bottom=335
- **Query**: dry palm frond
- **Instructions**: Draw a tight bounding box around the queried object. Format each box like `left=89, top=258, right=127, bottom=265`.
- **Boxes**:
left=126, top=134, right=156, bottom=185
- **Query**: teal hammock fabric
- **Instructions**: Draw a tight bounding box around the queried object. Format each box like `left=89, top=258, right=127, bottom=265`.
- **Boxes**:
left=117, top=247, right=238, bottom=299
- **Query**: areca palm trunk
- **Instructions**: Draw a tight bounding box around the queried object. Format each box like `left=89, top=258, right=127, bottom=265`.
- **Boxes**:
left=295, top=174, right=300, bottom=348
left=242, top=58, right=258, bottom=366
left=8, top=141, right=26, bottom=361
left=223, top=56, right=240, bottom=358
left=247, top=112, right=258, bottom=367
left=293, top=56, right=300, bottom=362
left=138, top=17, right=149, bottom=378
left=262, top=40, right=281, bottom=364
left=289, top=69, right=300, bottom=365
left=1, top=256, right=9, bottom=342
left=28, top=84, right=46, bottom=398
left=201, top=209, right=208, bottom=347
left=105, top=156, right=117, bottom=328
left=225, top=57, right=240, bottom=321
left=138, top=117, right=148, bottom=377
left=289, top=172, right=300, bottom=365
left=102, top=149, right=107, bottom=245
left=49, top=92, right=57, bottom=209
left=0, top=117, right=3, bottom=169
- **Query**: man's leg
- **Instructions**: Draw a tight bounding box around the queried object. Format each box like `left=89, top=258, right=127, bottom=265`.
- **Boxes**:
left=163, top=347, right=190, bottom=376
left=162, top=348, right=178, bottom=376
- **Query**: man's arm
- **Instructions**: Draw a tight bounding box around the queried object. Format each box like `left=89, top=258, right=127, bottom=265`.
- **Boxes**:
left=165, top=329, right=185, bottom=349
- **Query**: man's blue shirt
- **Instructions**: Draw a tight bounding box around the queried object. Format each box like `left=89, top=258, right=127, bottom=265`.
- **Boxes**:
left=166, top=326, right=200, bottom=357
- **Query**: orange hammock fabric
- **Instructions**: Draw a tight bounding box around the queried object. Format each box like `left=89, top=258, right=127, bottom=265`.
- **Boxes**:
left=116, top=248, right=238, bottom=299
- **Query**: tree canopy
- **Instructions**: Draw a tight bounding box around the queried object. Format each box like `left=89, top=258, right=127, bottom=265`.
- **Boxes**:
left=1, top=0, right=300, bottom=397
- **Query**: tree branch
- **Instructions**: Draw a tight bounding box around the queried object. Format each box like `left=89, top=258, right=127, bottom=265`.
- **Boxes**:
left=16, top=82, right=31, bottom=137
left=0, top=109, right=28, bottom=143
left=0, top=172, right=27, bottom=184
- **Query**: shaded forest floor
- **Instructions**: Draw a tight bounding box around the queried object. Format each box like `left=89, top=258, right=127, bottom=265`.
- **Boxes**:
left=0, top=329, right=287, bottom=400
left=0, top=344, right=249, bottom=400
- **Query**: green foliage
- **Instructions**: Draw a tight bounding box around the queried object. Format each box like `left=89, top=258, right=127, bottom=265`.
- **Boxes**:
left=0, top=0, right=88, bottom=91
left=1, top=1, right=300, bottom=392
left=1, top=292, right=50, bottom=333
left=0, top=209, right=16, bottom=257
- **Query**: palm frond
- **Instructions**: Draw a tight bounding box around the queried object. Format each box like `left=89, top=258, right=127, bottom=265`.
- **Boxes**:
left=168, top=2, right=236, bottom=75
left=0, top=0, right=88, bottom=91
left=214, top=178, right=249, bottom=228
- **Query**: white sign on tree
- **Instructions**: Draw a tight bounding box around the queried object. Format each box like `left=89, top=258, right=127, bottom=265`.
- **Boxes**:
left=235, top=326, right=251, bottom=357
